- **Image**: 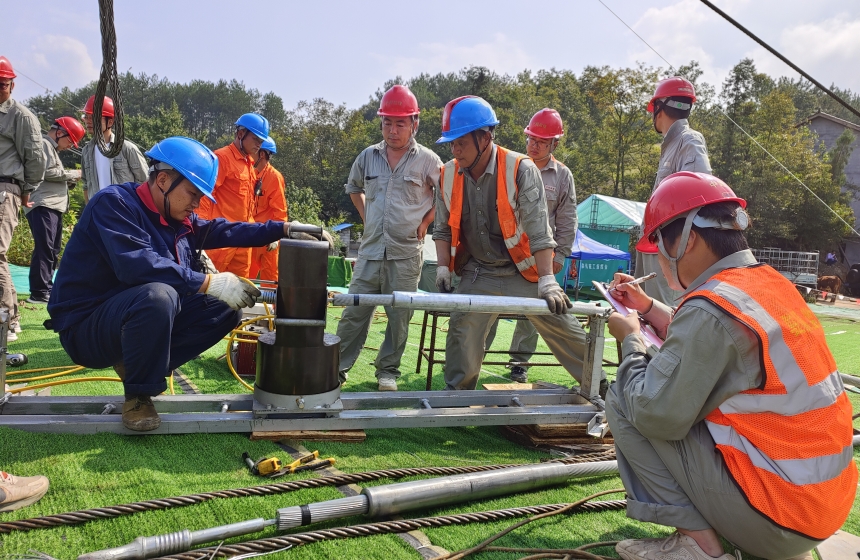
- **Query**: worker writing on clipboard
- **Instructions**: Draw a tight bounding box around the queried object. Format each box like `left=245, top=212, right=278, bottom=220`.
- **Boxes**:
left=602, top=171, right=854, bottom=560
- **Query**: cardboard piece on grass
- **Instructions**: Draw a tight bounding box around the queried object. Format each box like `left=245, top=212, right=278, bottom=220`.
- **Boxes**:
left=816, top=530, right=860, bottom=559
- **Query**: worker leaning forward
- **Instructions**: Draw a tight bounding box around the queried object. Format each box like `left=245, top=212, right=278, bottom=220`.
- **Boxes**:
left=81, top=95, right=148, bottom=204
left=636, top=77, right=711, bottom=306
left=484, top=108, right=578, bottom=383
left=249, top=136, right=288, bottom=283
left=25, top=117, right=85, bottom=304
left=197, top=113, right=269, bottom=277
left=0, top=56, right=46, bottom=341
left=47, top=137, right=304, bottom=432
left=433, top=96, right=603, bottom=396
left=336, top=85, right=442, bottom=392
left=606, top=171, right=855, bottom=560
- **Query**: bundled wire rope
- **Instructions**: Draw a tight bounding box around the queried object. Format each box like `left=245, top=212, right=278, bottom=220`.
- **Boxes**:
left=156, top=495, right=626, bottom=560
left=93, top=0, right=125, bottom=158
left=0, top=452, right=616, bottom=534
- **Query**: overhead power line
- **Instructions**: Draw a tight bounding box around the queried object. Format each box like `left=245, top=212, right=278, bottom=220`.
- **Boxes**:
left=595, top=0, right=860, bottom=239
left=698, top=0, right=860, bottom=123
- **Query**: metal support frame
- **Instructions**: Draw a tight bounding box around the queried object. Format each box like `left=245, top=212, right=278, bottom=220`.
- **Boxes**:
left=0, top=292, right=612, bottom=436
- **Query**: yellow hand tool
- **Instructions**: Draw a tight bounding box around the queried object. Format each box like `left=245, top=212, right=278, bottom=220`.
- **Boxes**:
left=242, top=452, right=283, bottom=476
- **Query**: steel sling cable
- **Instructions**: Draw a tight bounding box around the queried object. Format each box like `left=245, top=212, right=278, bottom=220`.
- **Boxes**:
left=0, top=452, right=616, bottom=534
left=596, top=0, right=860, bottom=238
left=93, top=0, right=124, bottom=158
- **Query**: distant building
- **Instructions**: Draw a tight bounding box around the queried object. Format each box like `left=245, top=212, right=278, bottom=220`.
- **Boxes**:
left=801, top=111, right=860, bottom=264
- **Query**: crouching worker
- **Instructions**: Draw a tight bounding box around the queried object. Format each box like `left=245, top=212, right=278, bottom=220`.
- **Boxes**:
left=605, top=171, right=856, bottom=560
left=47, top=137, right=296, bottom=432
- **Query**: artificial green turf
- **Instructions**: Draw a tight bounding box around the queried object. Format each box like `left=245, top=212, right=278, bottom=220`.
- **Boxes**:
left=0, top=303, right=857, bottom=558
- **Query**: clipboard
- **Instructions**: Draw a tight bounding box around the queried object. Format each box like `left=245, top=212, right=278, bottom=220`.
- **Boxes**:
left=592, top=280, right=664, bottom=349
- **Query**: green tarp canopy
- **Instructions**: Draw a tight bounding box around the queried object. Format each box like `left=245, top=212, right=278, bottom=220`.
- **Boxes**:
left=576, top=194, right=645, bottom=234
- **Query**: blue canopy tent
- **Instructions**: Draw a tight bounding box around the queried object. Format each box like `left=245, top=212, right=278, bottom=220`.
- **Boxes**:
left=560, top=229, right=631, bottom=299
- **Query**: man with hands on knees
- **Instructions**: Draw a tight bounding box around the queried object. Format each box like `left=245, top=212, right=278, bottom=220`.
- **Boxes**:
left=48, top=137, right=315, bottom=432
left=605, top=171, right=854, bottom=560
left=433, top=96, right=600, bottom=394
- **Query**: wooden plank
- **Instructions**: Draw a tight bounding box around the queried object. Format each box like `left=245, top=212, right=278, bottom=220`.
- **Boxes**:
left=483, top=382, right=596, bottom=435
left=817, top=530, right=860, bottom=559
left=251, top=430, right=366, bottom=442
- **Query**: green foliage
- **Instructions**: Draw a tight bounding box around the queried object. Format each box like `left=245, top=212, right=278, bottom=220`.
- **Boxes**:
left=22, top=59, right=860, bottom=256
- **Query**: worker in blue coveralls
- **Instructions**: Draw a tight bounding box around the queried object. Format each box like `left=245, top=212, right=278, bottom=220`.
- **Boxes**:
left=47, top=136, right=302, bottom=432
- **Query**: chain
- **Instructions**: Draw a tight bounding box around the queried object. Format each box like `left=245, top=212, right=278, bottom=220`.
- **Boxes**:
left=93, top=0, right=124, bottom=158
left=0, top=452, right=615, bottom=534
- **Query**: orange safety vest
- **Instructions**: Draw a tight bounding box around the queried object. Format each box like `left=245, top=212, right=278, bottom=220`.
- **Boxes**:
left=440, top=146, right=539, bottom=281
left=678, top=264, right=857, bottom=540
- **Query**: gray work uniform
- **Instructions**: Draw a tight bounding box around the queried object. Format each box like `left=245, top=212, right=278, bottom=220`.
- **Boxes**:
left=485, top=156, right=578, bottom=371
left=336, top=139, right=441, bottom=380
left=606, top=250, right=820, bottom=559
left=27, top=134, right=75, bottom=214
left=81, top=134, right=147, bottom=202
left=0, top=97, right=46, bottom=322
left=433, top=145, right=589, bottom=390
left=635, top=118, right=711, bottom=305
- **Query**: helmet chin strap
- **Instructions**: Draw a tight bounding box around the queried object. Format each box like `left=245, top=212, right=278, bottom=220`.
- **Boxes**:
left=655, top=208, right=699, bottom=290
left=461, top=130, right=490, bottom=174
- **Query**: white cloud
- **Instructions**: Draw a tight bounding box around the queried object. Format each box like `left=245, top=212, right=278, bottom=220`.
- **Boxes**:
left=746, top=15, right=860, bottom=92
left=372, top=33, right=534, bottom=79
left=23, top=35, right=99, bottom=95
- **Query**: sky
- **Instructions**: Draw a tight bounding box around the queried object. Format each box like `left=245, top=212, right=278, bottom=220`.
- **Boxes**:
left=4, top=0, right=860, bottom=111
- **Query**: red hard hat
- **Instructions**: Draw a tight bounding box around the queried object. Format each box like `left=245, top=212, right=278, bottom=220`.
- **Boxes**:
left=0, top=56, right=15, bottom=79
left=54, top=117, right=86, bottom=148
left=524, top=108, right=564, bottom=139
left=647, top=76, right=696, bottom=113
left=636, top=171, right=746, bottom=253
left=377, top=85, right=420, bottom=117
left=84, top=95, right=115, bottom=117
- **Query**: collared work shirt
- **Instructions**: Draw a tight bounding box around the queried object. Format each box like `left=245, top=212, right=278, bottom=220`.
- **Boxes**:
left=81, top=133, right=148, bottom=200
left=345, top=139, right=441, bottom=260
left=0, top=98, right=45, bottom=192
left=540, top=156, right=578, bottom=265
left=198, top=143, right=257, bottom=223
left=252, top=162, right=288, bottom=222
left=27, top=134, right=75, bottom=214
left=433, top=144, right=555, bottom=276
left=614, top=250, right=765, bottom=441
left=48, top=182, right=285, bottom=333
left=653, top=118, right=711, bottom=190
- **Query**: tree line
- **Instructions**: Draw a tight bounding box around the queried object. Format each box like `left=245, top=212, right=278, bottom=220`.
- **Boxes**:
left=25, top=59, right=860, bottom=254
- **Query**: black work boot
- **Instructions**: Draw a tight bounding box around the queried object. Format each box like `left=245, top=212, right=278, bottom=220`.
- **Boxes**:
left=122, top=395, right=161, bottom=432
left=509, top=366, right=528, bottom=383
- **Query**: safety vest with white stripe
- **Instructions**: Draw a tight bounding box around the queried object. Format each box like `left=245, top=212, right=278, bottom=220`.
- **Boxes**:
left=678, top=263, right=857, bottom=540
left=440, top=146, right=539, bottom=281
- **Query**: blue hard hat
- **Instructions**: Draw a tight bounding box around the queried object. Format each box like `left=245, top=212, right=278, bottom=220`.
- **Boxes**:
left=260, top=136, right=277, bottom=155
left=436, top=96, right=499, bottom=144
left=145, top=136, right=219, bottom=202
left=235, top=113, right=270, bottom=140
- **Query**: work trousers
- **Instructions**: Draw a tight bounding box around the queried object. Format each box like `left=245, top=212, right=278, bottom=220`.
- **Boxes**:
left=249, top=245, right=278, bottom=282
left=25, top=206, right=63, bottom=300
left=0, top=185, right=20, bottom=322
left=59, top=283, right=241, bottom=395
left=444, top=264, right=589, bottom=390
left=484, top=318, right=539, bottom=371
left=605, top=385, right=820, bottom=560
left=206, top=246, right=252, bottom=278
left=336, top=254, right=422, bottom=380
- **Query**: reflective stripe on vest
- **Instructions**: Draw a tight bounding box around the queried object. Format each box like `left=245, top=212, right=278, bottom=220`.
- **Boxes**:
left=440, top=146, right=539, bottom=281
left=678, top=264, right=857, bottom=540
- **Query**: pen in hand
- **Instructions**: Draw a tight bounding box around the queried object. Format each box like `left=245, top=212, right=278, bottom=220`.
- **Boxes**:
left=611, top=272, right=657, bottom=294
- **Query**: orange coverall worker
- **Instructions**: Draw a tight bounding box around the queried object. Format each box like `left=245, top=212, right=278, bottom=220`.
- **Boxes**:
left=249, top=163, right=288, bottom=282
left=197, top=143, right=257, bottom=276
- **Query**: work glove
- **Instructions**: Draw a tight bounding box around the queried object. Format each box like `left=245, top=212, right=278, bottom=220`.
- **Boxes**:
left=286, top=221, right=336, bottom=248
left=205, top=272, right=261, bottom=310
left=267, top=240, right=279, bottom=252
left=436, top=266, right=454, bottom=293
left=199, top=251, right=219, bottom=274
left=538, top=274, right=572, bottom=315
